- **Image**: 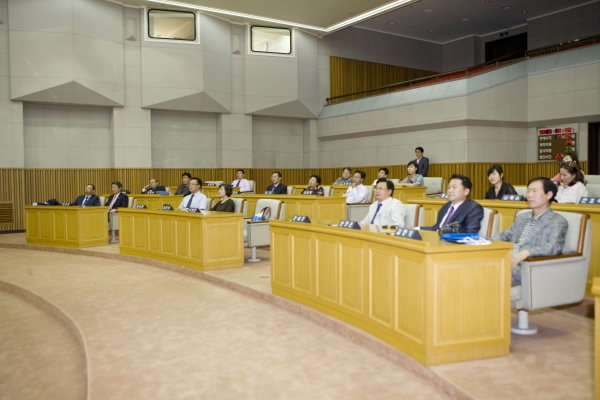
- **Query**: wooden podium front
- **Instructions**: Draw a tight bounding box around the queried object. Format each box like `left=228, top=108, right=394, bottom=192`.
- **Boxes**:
left=270, top=220, right=513, bottom=365
left=25, top=205, right=108, bottom=248
left=118, top=209, right=244, bottom=271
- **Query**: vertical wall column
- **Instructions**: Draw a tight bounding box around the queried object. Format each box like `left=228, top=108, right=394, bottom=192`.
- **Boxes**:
left=111, top=7, right=151, bottom=168
left=216, top=24, right=252, bottom=168
left=0, top=0, right=23, bottom=167
left=303, top=119, right=319, bottom=168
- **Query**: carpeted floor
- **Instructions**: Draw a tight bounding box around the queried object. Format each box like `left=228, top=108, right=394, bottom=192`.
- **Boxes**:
left=0, top=233, right=595, bottom=399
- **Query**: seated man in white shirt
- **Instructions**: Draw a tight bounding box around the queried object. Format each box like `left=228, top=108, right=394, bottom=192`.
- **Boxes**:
left=372, top=167, right=389, bottom=185
left=178, top=177, right=208, bottom=210
left=231, top=169, right=252, bottom=193
left=362, top=179, right=406, bottom=227
left=344, top=170, right=369, bottom=204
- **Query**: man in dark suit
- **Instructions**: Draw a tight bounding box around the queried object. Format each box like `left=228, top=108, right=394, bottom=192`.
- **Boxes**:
left=265, top=171, right=288, bottom=194
left=141, top=178, right=166, bottom=194
left=415, top=147, right=429, bottom=177
left=175, top=172, right=191, bottom=196
left=72, top=184, right=101, bottom=206
left=106, top=181, right=129, bottom=214
left=420, top=174, right=483, bottom=233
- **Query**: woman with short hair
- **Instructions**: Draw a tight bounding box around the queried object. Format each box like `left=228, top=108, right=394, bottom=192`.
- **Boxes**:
left=211, top=184, right=235, bottom=212
left=485, top=165, right=518, bottom=199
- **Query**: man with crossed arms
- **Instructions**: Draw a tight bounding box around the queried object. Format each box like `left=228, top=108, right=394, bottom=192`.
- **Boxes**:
left=361, top=178, right=406, bottom=227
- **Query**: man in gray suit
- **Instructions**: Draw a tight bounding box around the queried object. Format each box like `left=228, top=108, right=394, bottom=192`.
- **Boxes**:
left=176, top=172, right=191, bottom=196
left=492, top=177, right=568, bottom=286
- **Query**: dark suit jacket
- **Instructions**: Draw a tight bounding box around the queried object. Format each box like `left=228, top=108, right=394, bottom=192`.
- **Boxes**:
left=415, top=156, right=429, bottom=177
left=265, top=184, right=288, bottom=194
left=175, top=184, right=190, bottom=196
left=421, top=199, right=483, bottom=233
left=143, top=185, right=166, bottom=194
left=106, top=193, right=129, bottom=211
left=72, top=195, right=100, bottom=206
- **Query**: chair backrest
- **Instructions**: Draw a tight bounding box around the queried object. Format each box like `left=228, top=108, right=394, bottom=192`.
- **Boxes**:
left=207, top=198, right=214, bottom=210
left=583, top=174, right=600, bottom=184
left=287, top=186, right=295, bottom=195
left=365, top=186, right=374, bottom=203
left=516, top=210, right=587, bottom=254
left=388, top=179, right=400, bottom=184
left=254, top=199, right=284, bottom=220
left=479, top=208, right=499, bottom=238
left=99, top=196, right=106, bottom=206
left=423, top=177, right=444, bottom=195
left=321, top=186, right=332, bottom=197
left=403, top=204, right=423, bottom=229
left=230, top=198, right=246, bottom=217
left=585, top=183, right=600, bottom=197
left=128, top=197, right=135, bottom=208
left=247, top=180, right=255, bottom=192
left=513, top=186, right=527, bottom=197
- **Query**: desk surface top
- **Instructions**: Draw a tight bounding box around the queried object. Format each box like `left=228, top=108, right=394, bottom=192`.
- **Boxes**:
left=270, top=220, right=513, bottom=254
left=118, top=208, right=243, bottom=219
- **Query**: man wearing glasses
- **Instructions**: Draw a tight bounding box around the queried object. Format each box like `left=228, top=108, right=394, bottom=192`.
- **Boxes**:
left=178, top=178, right=208, bottom=210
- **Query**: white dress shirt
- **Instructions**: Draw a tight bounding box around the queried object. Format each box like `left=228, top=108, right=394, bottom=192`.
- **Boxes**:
left=344, top=184, right=369, bottom=204
left=361, top=197, right=406, bottom=227
left=232, top=178, right=251, bottom=192
left=179, top=192, right=208, bottom=210
left=556, top=182, right=588, bottom=203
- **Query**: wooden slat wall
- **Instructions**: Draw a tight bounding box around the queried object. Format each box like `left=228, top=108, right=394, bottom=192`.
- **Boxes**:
left=0, top=162, right=585, bottom=231
left=329, top=56, right=438, bottom=103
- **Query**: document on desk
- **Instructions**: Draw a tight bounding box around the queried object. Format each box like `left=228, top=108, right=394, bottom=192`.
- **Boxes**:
left=456, top=237, right=492, bottom=245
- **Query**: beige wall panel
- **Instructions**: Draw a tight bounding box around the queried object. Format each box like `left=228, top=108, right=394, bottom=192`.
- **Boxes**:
left=73, top=35, right=124, bottom=86
left=8, top=0, right=72, bottom=33
left=72, top=0, right=123, bottom=44
left=245, top=58, right=298, bottom=98
left=141, top=46, right=203, bottom=90
left=9, top=30, right=73, bottom=79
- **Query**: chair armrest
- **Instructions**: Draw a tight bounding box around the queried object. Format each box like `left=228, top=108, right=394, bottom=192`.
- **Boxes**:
left=346, top=203, right=370, bottom=206
left=524, top=252, right=582, bottom=262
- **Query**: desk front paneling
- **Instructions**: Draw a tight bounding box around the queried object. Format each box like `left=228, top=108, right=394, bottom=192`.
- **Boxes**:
left=132, top=194, right=183, bottom=209
left=25, top=206, right=108, bottom=248
left=119, top=209, right=243, bottom=271
left=271, top=221, right=512, bottom=365
left=407, top=198, right=600, bottom=295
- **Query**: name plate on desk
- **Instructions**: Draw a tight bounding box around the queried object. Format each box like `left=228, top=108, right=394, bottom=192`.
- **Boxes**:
left=501, top=194, right=526, bottom=201
left=135, top=204, right=148, bottom=209
left=264, top=190, right=273, bottom=195
left=232, top=190, right=240, bottom=195
left=338, top=220, right=361, bottom=230
left=206, top=183, right=217, bottom=186
left=393, top=228, right=422, bottom=240
left=301, top=189, right=316, bottom=195
left=162, top=204, right=174, bottom=211
left=291, top=215, right=311, bottom=223
left=580, top=197, right=600, bottom=204
left=440, top=194, right=448, bottom=199
left=62, top=202, right=70, bottom=206
left=187, top=208, right=202, bottom=213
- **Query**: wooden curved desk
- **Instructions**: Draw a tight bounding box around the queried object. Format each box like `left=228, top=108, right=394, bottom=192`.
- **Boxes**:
left=231, top=194, right=347, bottom=221
left=270, top=220, right=513, bottom=365
left=118, top=209, right=244, bottom=271
left=133, top=194, right=183, bottom=209
left=25, top=205, right=108, bottom=248
left=408, top=198, right=600, bottom=293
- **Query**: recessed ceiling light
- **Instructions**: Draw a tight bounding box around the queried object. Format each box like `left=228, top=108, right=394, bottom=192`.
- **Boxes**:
left=424, top=9, right=433, bottom=12
left=427, top=29, right=435, bottom=32
left=409, top=25, right=415, bottom=28
left=501, top=6, right=511, bottom=10
left=522, top=11, right=527, bottom=14
left=462, top=18, right=470, bottom=21
left=445, top=33, right=451, bottom=36
left=484, top=0, right=492, bottom=3
left=388, top=21, right=396, bottom=24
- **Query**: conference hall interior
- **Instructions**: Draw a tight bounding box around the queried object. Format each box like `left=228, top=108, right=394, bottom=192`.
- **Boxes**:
left=1, top=0, right=599, bottom=398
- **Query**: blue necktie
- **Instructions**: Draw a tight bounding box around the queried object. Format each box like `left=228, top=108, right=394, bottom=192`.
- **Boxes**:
left=82, top=196, right=89, bottom=206
left=236, top=180, right=240, bottom=187
left=186, top=194, right=194, bottom=208
left=371, top=203, right=382, bottom=224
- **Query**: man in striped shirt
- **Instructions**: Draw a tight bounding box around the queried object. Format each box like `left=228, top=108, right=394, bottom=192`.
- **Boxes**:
left=492, top=177, right=568, bottom=286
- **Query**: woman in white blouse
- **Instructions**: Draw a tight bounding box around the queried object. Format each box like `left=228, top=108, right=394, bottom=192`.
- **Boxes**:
left=556, top=164, right=588, bottom=203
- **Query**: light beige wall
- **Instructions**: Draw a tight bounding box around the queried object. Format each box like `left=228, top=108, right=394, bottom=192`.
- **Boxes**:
left=23, top=103, right=110, bottom=168
left=252, top=117, right=304, bottom=168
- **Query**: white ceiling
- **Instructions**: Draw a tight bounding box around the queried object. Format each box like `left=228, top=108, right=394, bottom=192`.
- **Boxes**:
left=121, top=0, right=596, bottom=41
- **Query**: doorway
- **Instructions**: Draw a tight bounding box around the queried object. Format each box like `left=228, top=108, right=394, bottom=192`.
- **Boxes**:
left=587, top=122, right=600, bottom=174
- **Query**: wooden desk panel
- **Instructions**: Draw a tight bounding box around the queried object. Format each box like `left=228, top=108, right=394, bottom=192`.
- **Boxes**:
left=407, top=198, right=600, bottom=295
left=270, top=221, right=512, bottom=365
left=231, top=194, right=347, bottom=221
left=119, top=209, right=243, bottom=271
left=25, top=206, right=108, bottom=248
left=133, top=194, right=183, bottom=210
left=593, top=277, right=600, bottom=400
